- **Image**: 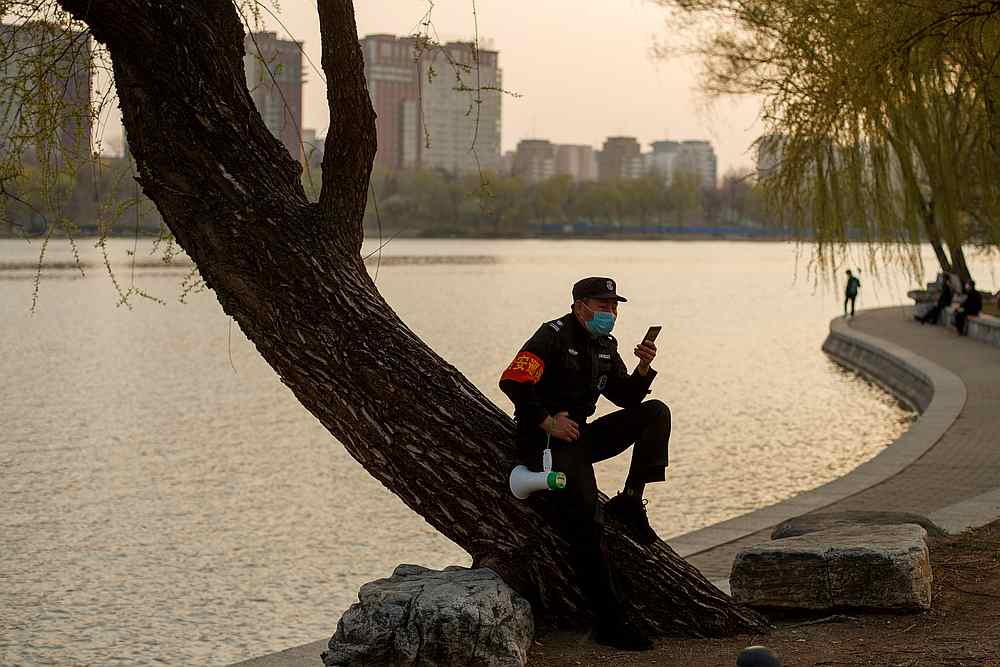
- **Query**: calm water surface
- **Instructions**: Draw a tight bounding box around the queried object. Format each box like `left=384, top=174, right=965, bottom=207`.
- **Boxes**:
left=3, top=238, right=989, bottom=666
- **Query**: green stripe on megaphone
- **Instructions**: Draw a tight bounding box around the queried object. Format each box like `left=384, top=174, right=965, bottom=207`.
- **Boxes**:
left=547, top=471, right=566, bottom=490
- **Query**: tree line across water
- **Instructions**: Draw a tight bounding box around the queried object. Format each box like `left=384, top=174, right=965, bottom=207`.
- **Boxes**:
left=3, top=160, right=776, bottom=239
left=354, top=168, right=775, bottom=238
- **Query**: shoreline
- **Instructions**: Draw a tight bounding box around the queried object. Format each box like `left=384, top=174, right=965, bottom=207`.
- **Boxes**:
left=1, top=231, right=798, bottom=242
left=676, top=309, right=966, bottom=588
left=685, top=306, right=1000, bottom=582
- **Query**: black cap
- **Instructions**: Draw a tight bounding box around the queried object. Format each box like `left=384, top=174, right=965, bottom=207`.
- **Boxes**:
left=572, top=276, right=628, bottom=302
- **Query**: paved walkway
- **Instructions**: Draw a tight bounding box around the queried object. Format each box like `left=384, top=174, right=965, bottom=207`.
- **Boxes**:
left=685, top=306, right=1000, bottom=580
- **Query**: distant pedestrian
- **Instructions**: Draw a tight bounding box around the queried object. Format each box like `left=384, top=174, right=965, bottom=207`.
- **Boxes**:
left=844, top=270, right=861, bottom=317
left=915, top=279, right=952, bottom=325
left=954, top=280, right=983, bottom=336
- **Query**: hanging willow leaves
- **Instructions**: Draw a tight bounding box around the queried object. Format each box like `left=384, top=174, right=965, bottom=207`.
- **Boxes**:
left=656, top=0, right=1000, bottom=281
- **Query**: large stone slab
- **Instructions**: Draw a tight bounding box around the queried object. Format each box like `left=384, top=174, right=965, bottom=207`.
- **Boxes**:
left=323, top=564, right=533, bottom=667
left=731, top=524, right=932, bottom=611
left=771, top=510, right=946, bottom=540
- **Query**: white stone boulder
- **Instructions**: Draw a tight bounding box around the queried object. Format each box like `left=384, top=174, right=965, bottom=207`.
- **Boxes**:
left=322, top=564, right=534, bottom=667
left=730, top=524, right=932, bottom=611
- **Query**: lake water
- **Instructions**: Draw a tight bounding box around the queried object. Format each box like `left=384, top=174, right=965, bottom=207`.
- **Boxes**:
left=2, top=237, right=990, bottom=666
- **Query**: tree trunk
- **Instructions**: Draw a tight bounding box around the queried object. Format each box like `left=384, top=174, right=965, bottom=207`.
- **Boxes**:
left=922, top=200, right=953, bottom=276
left=948, top=241, right=972, bottom=286
left=931, top=201, right=973, bottom=285
left=58, top=0, right=764, bottom=636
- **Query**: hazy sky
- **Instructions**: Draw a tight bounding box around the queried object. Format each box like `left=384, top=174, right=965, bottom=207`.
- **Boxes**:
left=104, top=1, right=764, bottom=174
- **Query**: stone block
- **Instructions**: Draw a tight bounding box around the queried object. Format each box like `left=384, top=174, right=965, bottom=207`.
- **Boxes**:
left=323, top=564, right=533, bottom=667
left=771, top=510, right=946, bottom=540
left=731, top=525, right=932, bottom=611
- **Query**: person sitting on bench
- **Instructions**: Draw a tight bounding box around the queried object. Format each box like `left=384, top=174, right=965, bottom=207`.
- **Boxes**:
left=954, top=280, right=983, bottom=336
left=916, top=280, right=953, bottom=325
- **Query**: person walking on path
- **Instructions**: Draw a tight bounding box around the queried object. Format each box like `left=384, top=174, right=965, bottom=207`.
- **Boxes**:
left=844, top=269, right=861, bottom=317
left=954, top=280, right=983, bottom=336
left=916, top=279, right=953, bottom=325
left=498, top=276, right=670, bottom=652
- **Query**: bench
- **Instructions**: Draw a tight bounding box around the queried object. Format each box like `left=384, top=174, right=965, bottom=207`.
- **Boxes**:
left=909, top=288, right=1000, bottom=348
left=966, top=311, right=1000, bottom=347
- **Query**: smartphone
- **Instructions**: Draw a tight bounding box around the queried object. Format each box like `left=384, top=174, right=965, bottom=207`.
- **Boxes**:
left=643, top=325, right=662, bottom=344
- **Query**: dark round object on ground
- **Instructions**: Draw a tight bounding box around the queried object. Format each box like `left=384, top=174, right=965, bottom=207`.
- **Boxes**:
left=737, top=645, right=782, bottom=667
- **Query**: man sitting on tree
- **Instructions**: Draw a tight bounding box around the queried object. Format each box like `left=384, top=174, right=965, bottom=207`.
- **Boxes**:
left=498, top=277, right=671, bottom=651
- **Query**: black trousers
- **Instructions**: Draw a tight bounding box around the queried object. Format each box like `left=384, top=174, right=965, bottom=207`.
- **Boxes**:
left=844, top=294, right=857, bottom=316
left=919, top=304, right=944, bottom=324
left=520, top=399, right=671, bottom=622
left=955, top=310, right=971, bottom=335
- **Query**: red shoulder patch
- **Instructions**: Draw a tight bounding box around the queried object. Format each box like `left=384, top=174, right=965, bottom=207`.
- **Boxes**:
left=500, top=351, right=545, bottom=384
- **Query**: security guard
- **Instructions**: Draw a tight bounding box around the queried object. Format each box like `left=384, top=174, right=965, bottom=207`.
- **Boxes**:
left=499, top=276, right=671, bottom=651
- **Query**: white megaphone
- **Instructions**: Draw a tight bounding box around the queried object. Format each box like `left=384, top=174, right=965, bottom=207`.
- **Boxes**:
left=509, top=447, right=567, bottom=499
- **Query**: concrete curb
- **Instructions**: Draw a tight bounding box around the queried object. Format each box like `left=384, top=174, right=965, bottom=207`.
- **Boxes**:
left=668, top=313, right=967, bottom=560
left=929, top=487, right=1000, bottom=534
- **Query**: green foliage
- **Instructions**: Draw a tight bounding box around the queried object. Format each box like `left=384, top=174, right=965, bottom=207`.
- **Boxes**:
left=0, top=1, right=291, bottom=308
left=657, top=0, right=1000, bottom=281
left=0, top=3, right=180, bottom=308
left=363, top=168, right=772, bottom=237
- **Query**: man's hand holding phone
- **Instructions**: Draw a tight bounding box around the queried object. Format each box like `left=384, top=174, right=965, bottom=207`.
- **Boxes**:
left=634, top=325, right=660, bottom=375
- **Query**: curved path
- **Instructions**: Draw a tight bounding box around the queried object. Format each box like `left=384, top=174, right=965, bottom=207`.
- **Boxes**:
left=681, top=306, right=1000, bottom=582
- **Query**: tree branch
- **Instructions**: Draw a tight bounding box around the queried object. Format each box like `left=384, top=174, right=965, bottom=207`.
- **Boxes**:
left=316, top=0, right=376, bottom=250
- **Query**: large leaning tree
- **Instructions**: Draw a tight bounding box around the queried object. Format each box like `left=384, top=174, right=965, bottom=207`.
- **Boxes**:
left=14, top=0, right=764, bottom=636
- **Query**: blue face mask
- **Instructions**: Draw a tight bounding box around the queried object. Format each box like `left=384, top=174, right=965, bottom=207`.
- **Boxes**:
left=582, top=303, right=616, bottom=336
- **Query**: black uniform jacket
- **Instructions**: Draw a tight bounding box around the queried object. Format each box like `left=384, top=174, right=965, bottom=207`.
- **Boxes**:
left=936, top=283, right=953, bottom=308
left=963, top=289, right=983, bottom=316
left=499, top=313, right=656, bottom=450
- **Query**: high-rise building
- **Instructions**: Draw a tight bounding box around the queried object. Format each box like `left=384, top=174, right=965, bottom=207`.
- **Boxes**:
left=646, top=140, right=679, bottom=182
left=360, top=34, right=420, bottom=172
left=360, top=35, right=502, bottom=175
left=755, top=133, right=785, bottom=179
left=244, top=31, right=303, bottom=164
left=554, top=144, right=597, bottom=182
left=418, top=41, right=501, bottom=174
left=675, top=140, right=717, bottom=189
left=646, top=139, right=717, bottom=188
left=0, top=22, right=92, bottom=163
left=597, top=136, right=641, bottom=181
left=512, top=139, right=555, bottom=182
left=500, top=150, right=515, bottom=175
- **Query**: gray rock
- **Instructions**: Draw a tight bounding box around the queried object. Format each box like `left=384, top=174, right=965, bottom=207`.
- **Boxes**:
left=771, top=510, right=946, bottom=540
left=731, top=524, right=932, bottom=611
left=323, top=564, right=533, bottom=667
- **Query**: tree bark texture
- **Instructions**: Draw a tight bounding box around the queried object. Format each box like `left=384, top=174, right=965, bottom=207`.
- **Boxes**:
left=57, top=0, right=763, bottom=636
left=922, top=202, right=953, bottom=276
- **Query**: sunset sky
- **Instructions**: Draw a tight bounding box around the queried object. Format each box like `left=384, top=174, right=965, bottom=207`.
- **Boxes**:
left=102, top=1, right=765, bottom=175
left=294, top=1, right=763, bottom=175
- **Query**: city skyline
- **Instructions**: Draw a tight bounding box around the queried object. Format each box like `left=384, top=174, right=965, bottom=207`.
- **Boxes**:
left=336, top=1, right=761, bottom=174
left=98, top=1, right=763, bottom=176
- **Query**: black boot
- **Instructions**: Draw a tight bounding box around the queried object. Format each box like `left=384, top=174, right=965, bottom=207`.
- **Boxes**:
left=604, top=492, right=659, bottom=545
left=591, top=615, right=653, bottom=651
